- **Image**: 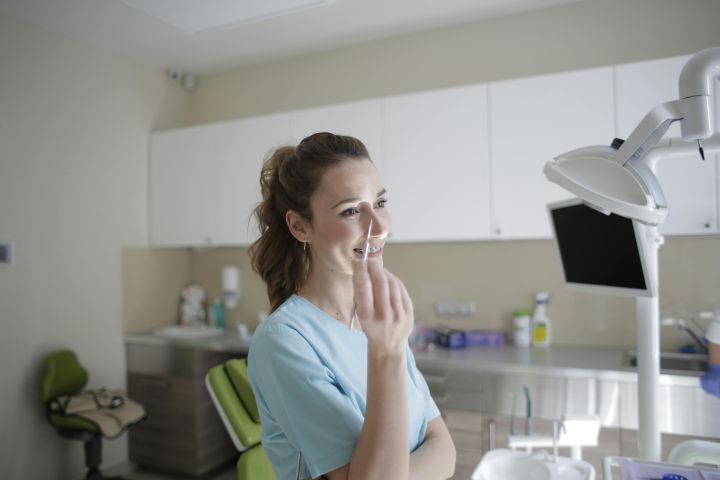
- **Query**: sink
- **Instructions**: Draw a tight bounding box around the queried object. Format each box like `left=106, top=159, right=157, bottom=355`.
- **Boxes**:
left=154, top=325, right=224, bottom=339
left=624, top=350, right=708, bottom=372
left=471, top=449, right=595, bottom=480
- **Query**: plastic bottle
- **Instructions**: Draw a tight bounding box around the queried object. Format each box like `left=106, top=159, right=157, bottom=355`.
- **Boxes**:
left=532, top=292, right=551, bottom=347
left=513, top=310, right=532, bottom=347
left=211, top=297, right=225, bottom=329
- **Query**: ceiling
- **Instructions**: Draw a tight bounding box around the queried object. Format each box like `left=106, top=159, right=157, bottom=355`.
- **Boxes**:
left=2, top=0, right=585, bottom=75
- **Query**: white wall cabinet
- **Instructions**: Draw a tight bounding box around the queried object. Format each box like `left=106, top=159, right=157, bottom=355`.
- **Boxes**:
left=614, top=55, right=718, bottom=236
left=150, top=124, right=221, bottom=246
left=150, top=114, right=293, bottom=247
left=488, top=67, right=616, bottom=239
left=383, top=84, right=491, bottom=242
left=150, top=55, right=719, bottom=246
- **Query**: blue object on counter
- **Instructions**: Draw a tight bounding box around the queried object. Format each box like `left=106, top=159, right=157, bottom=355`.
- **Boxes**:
left=701, top=364, right=720, bottom=398
left=434, top=327, right=466, bottom=349
left=466, top=330, right=506, bottom=347
left=662, top=474, right=688, bottom=480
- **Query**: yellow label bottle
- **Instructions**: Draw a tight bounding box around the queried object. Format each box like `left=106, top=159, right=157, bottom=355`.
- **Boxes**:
left=532, top=292, right=551, bottom=347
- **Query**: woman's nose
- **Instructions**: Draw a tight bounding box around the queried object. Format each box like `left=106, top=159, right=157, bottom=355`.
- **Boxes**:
left=365, top=208, right=389, bottom=239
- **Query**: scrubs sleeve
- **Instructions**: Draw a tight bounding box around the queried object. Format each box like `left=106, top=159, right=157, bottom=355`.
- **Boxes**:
left=250, top=323, right=363, bottom=478
left=408, top=348, right=441, bottom=423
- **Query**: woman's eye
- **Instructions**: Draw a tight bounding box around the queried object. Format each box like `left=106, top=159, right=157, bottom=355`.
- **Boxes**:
left=341, top=208, right=360, bottom=217
left=376, top=198, right=388, bottom=208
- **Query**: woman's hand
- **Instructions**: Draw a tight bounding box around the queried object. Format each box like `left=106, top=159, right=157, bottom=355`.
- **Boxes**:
left=352, top=258, right=414, bottom=356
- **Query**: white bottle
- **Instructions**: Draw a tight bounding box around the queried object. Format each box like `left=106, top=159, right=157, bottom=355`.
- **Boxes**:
left=532, top=292, right=551, bottom=347
left=513, top=310, right=532, bottom=347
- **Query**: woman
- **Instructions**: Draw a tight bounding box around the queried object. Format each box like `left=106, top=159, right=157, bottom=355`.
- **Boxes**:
left=247, top=132, right=456, bottom=480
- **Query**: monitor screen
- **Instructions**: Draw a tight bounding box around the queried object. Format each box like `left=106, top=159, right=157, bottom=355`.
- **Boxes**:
left=548, top=198, right=655, bottom=297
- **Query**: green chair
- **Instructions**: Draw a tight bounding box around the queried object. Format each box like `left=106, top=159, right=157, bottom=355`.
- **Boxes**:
left=205, top=358, right=276, bottom=480
left=41, top=350, right=128, bottom=480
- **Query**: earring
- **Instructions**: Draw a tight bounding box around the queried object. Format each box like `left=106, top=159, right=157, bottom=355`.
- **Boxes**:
left=303, top=241, right=307, bottom=252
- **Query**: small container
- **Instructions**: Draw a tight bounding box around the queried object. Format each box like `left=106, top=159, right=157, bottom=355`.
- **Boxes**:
left=211, top=297, right=225, bottom=329
left=513, top=310, right=532, bottom=347
left=434, top=327, right=467, bottom=349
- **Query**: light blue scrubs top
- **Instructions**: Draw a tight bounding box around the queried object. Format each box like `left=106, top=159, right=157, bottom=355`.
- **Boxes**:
left=248, top=294, right=440, bottom=480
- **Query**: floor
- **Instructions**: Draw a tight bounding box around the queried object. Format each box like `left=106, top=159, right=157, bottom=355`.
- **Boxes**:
left=107, top=463, right=236, bottom=480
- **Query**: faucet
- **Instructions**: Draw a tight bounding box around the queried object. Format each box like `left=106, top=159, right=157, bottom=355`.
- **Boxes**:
left=661, top=316, right=708, bottom=353
left=510, top=386, right=533, bottom=436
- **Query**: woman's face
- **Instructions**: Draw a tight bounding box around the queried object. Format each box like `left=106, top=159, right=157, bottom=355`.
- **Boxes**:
left=307, top=158, right=391, bottom=276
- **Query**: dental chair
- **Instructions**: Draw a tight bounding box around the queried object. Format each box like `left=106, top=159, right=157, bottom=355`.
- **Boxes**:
left=205, top=358, right=276, bottom=480
left=40, top=349, right=145, bottom=480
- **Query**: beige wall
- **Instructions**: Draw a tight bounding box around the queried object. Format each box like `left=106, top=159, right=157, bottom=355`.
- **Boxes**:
left=184, top=0, right=720, bottom=350
left=190, top=0, right=720, bottom=123
left=0, top=12, right=190, bottom=479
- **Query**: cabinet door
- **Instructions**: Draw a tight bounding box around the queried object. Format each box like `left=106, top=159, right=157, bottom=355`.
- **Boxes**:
left=215, top=114, right=294, bottom=245
left=383, top=85, right=491, bottom=242
left=291, top=99, right=385, bottom=177
left=150, top=125, right=219, bottom=246
left=615, top=55, right=718, bottom=235
left=489, top=67, right=615, bottom=239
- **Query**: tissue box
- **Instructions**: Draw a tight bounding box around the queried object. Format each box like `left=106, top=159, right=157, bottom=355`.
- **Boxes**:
left=434, top=327, right=466, bottom=349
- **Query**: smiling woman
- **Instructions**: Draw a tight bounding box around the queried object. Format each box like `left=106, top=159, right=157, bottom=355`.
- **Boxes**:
left=247, top=132, right=456, bottom=480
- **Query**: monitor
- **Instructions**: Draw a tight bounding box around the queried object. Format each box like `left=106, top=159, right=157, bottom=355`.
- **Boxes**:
left=547, top=198, right=656, bottom=297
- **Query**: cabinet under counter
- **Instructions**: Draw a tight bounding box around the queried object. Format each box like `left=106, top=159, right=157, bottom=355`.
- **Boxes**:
left=125, top=335, right=248, bottom=476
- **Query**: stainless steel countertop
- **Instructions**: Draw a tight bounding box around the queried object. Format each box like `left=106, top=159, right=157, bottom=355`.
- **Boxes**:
left=125, top=330, right=250, bottom=354
left=413, top=345, right=703, bottom=386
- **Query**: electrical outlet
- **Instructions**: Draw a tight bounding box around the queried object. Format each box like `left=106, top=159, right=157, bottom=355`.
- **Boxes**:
left=0, top=242, right=11, bottom=266
left=435, top=300, right=477, bottom=317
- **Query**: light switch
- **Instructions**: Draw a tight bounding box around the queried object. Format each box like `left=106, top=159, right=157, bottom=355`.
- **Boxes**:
left=0, top=242, right=12, bottom=265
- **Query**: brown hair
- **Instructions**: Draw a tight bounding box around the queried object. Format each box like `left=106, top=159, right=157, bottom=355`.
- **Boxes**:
left=249, top=132, right=370, bottom=312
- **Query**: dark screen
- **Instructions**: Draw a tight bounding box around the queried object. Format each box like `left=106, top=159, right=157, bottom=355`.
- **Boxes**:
left=551, top=203, right=647, bottom=290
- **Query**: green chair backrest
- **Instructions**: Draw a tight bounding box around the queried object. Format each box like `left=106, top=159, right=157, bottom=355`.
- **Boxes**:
left=40, top=350, right=88, bottom=404
left=225, top=358, right=261, bottom=424
left=206, top=360, right=262, bottom=449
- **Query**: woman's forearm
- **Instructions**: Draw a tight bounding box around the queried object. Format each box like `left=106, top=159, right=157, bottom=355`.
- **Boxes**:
left=409, top=418, right=456, bottom=480
left=348, top=348, right=409, bottom=480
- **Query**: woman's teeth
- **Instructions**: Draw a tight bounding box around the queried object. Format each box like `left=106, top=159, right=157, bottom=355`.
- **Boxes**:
left=354, top=245, right=381, bottom=255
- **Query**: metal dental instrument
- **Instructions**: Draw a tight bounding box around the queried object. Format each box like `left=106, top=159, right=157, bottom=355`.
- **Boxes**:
left=362, top=218, right=373, bottom=263
left=350, top=218, right=373, bottom=330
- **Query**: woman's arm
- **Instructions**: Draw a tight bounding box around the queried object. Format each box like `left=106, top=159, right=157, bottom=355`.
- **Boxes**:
left=409, top=416, right=456, bottom=480
left=325, top=261, right=413, bottom=480
left=324, top=416, right=456, bottom=480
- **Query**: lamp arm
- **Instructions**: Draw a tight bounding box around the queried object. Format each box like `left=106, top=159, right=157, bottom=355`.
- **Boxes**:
left=678, top=46, right=720, bottom=140
left=613, top=100, right=683, bottom=167
left=614, top=47, right=720, bottom=167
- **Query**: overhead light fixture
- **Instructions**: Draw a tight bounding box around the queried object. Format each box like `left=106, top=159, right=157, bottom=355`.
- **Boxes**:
left=544, top=46, right=720, bottom=226
left=120, top=0, right=337, bottom=35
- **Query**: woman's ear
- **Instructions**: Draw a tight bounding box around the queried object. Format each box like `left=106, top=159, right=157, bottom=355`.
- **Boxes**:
left=285, top=210, right=311, bottom=243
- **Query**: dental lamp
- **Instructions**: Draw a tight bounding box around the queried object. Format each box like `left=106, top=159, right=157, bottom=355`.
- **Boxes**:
left=544, top=46, right=720, bottom=462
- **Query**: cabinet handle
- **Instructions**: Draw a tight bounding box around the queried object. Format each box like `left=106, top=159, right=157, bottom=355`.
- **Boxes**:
left=488, top=418, right=496, bottom=451
left=432, top=393, right=450, bottom=405
left=137, top=378, right=170, bottom=389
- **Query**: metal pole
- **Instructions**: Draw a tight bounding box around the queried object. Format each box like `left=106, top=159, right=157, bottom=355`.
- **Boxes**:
left=636, top=225, right=662, bottom=461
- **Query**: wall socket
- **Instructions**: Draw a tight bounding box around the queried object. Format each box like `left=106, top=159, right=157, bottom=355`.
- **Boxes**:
left=0, top=242, right=12, bottom=266
left=435, top=300, right=477, bottom=317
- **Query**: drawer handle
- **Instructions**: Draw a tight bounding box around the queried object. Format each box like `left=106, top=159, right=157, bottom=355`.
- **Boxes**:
left=432, top=393, right=450, bottom=405
left=137, top=378, right=170, bottom=388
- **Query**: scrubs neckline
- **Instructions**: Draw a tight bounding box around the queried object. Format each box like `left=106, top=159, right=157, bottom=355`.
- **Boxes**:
left=292, top=294, right=366, bottom=335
